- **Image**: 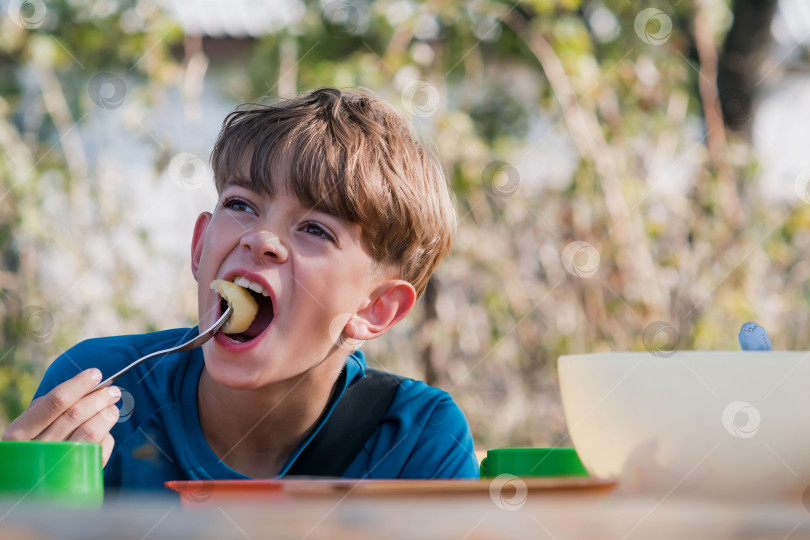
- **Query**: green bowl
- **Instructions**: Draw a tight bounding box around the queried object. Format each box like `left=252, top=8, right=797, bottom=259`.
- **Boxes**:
left=0, top=441, right=103, bottom=507
left=480, top=447, right=589, bottom=478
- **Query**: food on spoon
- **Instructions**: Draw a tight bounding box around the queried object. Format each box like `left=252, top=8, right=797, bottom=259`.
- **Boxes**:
left=210, top=279, right=259, bottom=334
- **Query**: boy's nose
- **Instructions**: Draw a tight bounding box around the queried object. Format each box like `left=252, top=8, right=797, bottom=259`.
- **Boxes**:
left=244, top=231, right=288, bottom=263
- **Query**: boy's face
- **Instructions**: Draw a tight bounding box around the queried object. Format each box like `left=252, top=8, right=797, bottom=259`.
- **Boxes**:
left=190, top=174, right=382, bottom=389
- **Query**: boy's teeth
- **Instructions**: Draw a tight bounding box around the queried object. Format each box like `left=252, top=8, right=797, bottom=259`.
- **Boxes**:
left=247, top=282, right=264, bottom=295
left=232, top=276, right=269, bottom=297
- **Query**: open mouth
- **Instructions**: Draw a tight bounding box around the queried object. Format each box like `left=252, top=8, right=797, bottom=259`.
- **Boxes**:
left=219, top=278, right=274, bottom=343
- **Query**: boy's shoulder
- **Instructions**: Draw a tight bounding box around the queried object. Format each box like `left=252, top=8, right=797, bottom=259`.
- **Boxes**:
left=342, top=354, right=478, bottom=478
left=346, top=353, right=458, bottom=418
left=386, top=376, right=467, bottom=430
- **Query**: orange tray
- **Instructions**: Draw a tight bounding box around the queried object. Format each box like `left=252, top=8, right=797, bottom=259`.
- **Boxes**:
left=166, top=477, right=617, bottom=506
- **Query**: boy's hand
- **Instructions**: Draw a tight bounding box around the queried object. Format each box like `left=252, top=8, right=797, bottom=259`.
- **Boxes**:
left=1, top=368, right=121, bottom=466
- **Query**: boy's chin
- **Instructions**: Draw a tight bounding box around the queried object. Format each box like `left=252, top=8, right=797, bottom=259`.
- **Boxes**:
left=202, top=359, right=325, bottom=392
left=203, top=363, right=268, bottom=391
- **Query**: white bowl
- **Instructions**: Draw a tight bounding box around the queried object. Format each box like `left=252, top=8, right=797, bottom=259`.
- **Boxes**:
left=558, top=351, right=810, bottom=498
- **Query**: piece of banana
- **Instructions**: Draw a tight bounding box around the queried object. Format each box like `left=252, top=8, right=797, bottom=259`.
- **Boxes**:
left=210, top=279, right=259, bottom=334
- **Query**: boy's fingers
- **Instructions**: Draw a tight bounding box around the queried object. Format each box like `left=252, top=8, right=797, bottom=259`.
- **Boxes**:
left=101, top=433, right=115, bottom=467
left=67, top=404, right=119, bottom=446
left=2, top=369, right=103, bottom=441
left=35, top=386, right=121, bottom=443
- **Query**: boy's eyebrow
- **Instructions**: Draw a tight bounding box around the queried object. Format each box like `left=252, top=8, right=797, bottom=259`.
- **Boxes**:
left=223, top=176, right=257, bottom=192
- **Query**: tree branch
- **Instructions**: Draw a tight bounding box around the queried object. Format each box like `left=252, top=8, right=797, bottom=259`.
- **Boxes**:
left=503, top=11, right=668, bottom=316
left=692, top=0, right=743, bottom=226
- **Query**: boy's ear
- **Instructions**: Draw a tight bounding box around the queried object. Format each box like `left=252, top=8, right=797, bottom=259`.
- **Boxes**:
left=344, top=280, right=417, bottom=341
left=190, top=212, right=212, bottom=281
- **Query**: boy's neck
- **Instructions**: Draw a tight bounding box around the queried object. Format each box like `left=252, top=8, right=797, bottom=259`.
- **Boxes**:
left=196, top=360, right=345, bottom=478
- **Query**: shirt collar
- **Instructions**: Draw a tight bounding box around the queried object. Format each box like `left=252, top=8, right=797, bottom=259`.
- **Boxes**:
left=277, top=349, right=367, bottom=476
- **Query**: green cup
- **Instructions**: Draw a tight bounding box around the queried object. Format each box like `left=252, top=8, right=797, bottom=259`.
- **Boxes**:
left=480, top=447, right=589, bottom=478
left=0, top=441, right=104, bottom=507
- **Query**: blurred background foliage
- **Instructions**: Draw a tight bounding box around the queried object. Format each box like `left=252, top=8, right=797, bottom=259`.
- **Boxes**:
left=1, top=0, right=809, bottom=449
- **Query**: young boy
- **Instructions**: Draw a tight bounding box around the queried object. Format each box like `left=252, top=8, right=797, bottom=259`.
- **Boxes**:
left=2, top=88, right=479, bottom=487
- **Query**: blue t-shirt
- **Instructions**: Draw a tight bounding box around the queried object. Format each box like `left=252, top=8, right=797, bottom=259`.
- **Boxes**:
left=33, top=328, right=479, bottom=490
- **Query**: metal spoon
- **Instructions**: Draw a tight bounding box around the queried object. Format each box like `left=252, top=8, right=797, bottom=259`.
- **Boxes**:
left=91, top=305, right=233, bottom=392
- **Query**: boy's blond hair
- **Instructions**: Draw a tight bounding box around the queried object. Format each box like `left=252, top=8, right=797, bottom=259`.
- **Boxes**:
left=211, top=87, right=455, bottom=298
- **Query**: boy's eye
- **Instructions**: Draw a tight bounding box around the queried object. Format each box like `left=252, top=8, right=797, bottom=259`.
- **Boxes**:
left=223, top=197, right=256, bottom=215
left=301, top=222, right=334, bottom=242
